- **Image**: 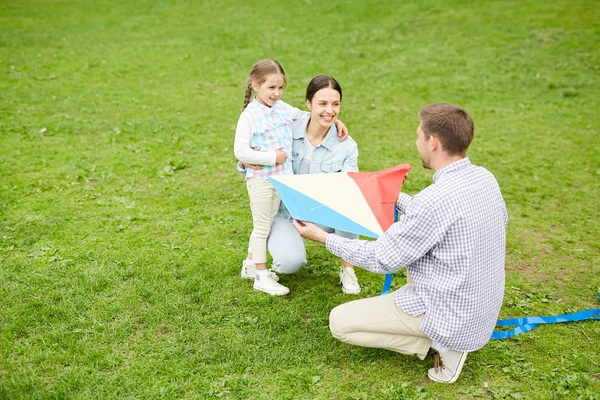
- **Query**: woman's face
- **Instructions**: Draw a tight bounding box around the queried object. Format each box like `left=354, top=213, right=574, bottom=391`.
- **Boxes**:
left=306, top=87, right=341, bottom=129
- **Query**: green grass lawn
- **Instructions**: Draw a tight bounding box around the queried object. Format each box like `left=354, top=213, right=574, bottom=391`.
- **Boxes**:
left=1, top=0, right=599, bottom=398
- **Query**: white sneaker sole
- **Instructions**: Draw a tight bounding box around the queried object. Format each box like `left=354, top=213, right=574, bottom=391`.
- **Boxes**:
left=342, top=286, right=361, bottom=295
left=241, top=268, right=279, bottom=282
left=253, top=286, right=289, bottom=296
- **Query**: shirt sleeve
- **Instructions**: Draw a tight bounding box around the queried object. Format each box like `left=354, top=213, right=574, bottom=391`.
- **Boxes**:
left=502, top=202, right=509, bottom=228
left=236, top=160, right=246, bottom=175
left=235, top=157, right=271, bottom=176
left=279, top=101, right=309, bottom=120
left=325, top=201, right=444, bottom=274
left=396, top=193, right=413, bottom=214
left=233, top=113, right=276, bottom=166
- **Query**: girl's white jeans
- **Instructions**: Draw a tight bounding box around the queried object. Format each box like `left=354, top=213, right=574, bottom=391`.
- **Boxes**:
left=246, top=178, right=280, bottom=264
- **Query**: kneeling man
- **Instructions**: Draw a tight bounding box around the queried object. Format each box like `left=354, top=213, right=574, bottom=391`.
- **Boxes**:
left=293, top=103, right=507, bottom=384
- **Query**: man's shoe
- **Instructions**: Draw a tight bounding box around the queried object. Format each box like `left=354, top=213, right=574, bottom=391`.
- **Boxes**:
left=241, top=260, right=279, bottom=281
left=253, top=273, right=289, bottom=296
left=427, top=349, right=468, bottom=384
left=340, top=267, right=361, bottom=295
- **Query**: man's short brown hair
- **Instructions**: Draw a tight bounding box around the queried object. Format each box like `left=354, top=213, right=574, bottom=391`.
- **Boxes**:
left=418, top=104, right=474, bottom=155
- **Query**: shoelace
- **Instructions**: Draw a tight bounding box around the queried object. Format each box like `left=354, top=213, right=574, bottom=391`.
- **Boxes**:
left=341, top=269, right=357, bottom=284
left=433, top=352, right=445, bottom=373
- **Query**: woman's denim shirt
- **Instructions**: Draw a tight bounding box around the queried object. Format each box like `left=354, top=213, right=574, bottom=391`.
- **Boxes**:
left=290, top=115, right=358, bottom=175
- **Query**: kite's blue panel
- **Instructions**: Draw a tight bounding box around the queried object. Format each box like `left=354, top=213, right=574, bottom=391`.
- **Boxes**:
left=270, top=177, right=379, bottom=238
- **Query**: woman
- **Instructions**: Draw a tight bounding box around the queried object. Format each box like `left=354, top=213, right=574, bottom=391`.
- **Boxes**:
left=240, top=75, right=361, bottom=295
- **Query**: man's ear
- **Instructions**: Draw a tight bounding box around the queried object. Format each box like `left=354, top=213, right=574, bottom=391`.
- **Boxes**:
left=429, top=135, right=440, bottom=151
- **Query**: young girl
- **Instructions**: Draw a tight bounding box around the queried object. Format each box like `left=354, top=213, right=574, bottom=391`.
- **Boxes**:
left=234, top=60, right=346, bottom=295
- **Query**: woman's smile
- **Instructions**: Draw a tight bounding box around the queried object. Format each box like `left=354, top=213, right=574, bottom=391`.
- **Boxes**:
left=321, top=114, right=335, bottom=123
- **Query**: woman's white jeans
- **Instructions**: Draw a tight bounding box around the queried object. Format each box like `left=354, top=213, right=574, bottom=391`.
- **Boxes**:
left=246, top=178, right=280, bottom=264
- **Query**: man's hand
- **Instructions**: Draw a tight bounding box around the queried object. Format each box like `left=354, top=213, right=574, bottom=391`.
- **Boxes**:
left=335, top=120, right=349, bottom=142
left=395, top=173, right=410, bottom=207
left=292, top=220, right=328, bottom=243
left=275, top=149, right=288, bottom=164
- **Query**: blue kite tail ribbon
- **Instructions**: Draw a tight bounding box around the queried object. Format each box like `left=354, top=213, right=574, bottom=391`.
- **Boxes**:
left=379, top=206, right=400, bottom=295
left=380, top=274, right=393, bottom=295
left=491, top=309, right=600, bottom=339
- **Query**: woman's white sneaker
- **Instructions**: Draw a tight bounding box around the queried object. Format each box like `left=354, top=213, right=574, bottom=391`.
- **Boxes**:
left=340, top=267, right=361, bottom=295
left=253, top=273, right=289, bottom=296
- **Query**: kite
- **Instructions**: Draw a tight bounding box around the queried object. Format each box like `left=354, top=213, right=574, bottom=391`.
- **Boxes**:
left=269, top=164, right=410, bottom=294
left=268, top=164, right=410, bottom=238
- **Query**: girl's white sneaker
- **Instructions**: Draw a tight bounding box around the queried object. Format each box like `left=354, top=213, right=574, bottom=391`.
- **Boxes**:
left=241, top=259, right=279, bottom=281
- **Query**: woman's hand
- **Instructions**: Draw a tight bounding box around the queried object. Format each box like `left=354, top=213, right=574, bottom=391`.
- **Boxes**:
left=335, top=120, right=349, bottom=142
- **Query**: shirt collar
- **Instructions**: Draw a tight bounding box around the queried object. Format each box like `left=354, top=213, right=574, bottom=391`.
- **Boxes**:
left=293, top=117, right=310, bottom=140
left=293, top=117, right=338, bottom=150
left=433, top=157, right=471, bottom=182
left=250, top=98, right=276, bottom=116
left=320, top=124, right=340, bottom=151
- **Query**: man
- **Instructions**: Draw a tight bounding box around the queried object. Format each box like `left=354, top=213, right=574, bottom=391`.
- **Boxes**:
left=293, top=103, right=508, bottom=384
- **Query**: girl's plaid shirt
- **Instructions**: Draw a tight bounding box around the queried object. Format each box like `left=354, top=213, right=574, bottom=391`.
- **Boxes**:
left=244, top=99, right=294, bottom=179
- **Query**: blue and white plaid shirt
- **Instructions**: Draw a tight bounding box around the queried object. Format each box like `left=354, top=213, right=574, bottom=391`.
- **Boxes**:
left=326, top=158, right=508, bottom=352
left=243, top=99, right=294, bottom=179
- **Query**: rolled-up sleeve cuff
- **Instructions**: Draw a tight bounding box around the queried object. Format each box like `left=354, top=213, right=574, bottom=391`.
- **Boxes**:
left=396, top=193, right=413, bottom=214
left=325, top=233, right=342, bottom=256
left=236, top=161, right=246, bottom=173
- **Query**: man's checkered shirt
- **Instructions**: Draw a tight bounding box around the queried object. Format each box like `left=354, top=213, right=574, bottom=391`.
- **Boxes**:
left=326, top=158, right=508, bottom=352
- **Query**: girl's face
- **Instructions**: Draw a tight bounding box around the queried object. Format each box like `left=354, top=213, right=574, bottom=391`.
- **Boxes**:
left=253, top=73, right=286, bottom=108
left=306, top=87, right=341, bottom=129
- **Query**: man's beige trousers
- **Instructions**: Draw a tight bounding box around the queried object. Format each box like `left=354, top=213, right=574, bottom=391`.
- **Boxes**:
left=329, top=292, right=431, bottom=359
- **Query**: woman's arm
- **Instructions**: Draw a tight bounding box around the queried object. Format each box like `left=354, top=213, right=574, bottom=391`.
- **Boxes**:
left=233, top=113, right=277, bottom=165
left=280, top=101, right=348, bottom=141
left=282, top=102, right=310, bottom=121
